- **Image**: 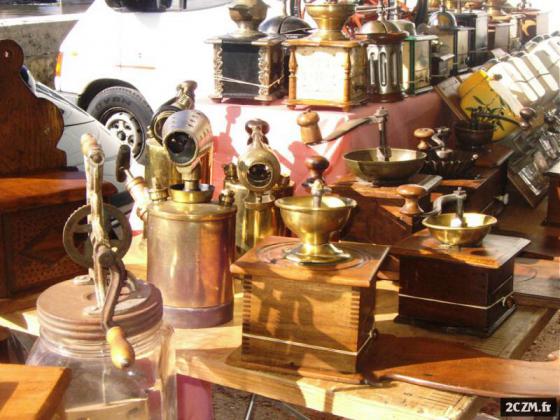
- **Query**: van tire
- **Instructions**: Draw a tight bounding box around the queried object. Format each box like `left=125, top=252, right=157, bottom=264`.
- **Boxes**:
left=87, top=86, right=152, bottom=164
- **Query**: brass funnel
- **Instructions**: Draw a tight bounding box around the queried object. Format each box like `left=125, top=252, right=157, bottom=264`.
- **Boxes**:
left=423, top=213, right=497, bottom=246
left=275, top=195, right=356, bottom=264
left=305, top=3, right=356, bottom=41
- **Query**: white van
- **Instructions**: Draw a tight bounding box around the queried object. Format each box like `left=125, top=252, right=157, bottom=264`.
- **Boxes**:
left=55, top=0, right=284, bottom=162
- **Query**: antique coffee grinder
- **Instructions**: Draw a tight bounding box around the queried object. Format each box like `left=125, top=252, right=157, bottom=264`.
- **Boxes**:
left=284, top=1, right=368, bottom=111
left=235, top=119, right=292, bottom=254
left=358, top=3, right=407, bottom=102
left=118, top=109, right=237, bottom=328
left=392, top=184, right=529, bottom=336
left=229, top=156, right=390, bottom=381
left=207, top=0, right=284, bottom=102
left=425, top=1, right=473, bottom=75
left=455, top=7, right=489, bottom=66
left=28, top=135, right=177, bottom=418
left=298, top=107, right=440, bottom=247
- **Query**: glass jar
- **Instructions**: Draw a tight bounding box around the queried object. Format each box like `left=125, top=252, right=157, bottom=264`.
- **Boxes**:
left=27, top=279, right=176, bottom=420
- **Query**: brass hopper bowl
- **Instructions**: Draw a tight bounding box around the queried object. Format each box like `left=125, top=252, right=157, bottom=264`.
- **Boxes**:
left=276, top=194, right=356, bottom=264
left=305, top=2, right=356, bottom=41
left=344, top=148, right=427, bottom=185
left=275, top=156, right=356, bottom=265
left=423, top=213, right=497, bottom=246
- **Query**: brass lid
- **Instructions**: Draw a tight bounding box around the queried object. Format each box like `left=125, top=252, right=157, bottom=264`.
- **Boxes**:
left=360, top=18, right=401, bottom=35
left=37, top=280, right=163, bottom=343
left=149, top=200, right=236, bottom=222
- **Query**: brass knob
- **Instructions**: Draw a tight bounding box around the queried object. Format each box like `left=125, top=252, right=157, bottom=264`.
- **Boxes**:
left=519, top=107, right=536, bottom=131
left=397, top=184, right=427, bottom=216
left=297, top=111, right=322, bottom=145
left=414, top=128, right=435, bottom=152
left=302, top=156, right=329, bottom=189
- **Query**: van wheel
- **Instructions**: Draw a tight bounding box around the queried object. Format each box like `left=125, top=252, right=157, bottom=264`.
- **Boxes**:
left=87, top=86, right=152, bottom=164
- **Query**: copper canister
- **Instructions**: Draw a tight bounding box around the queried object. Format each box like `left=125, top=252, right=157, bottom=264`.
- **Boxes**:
left=146, top=195, right=236, bottom=329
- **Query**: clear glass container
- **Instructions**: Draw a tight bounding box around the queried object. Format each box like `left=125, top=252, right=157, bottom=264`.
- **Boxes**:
left=26, top=280, right=176, bottom=420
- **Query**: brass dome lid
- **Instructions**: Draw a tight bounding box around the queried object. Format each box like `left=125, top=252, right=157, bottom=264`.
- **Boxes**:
left=428, top=6, right=459, bottom=28
left=360, top=17, right=401, bottom=35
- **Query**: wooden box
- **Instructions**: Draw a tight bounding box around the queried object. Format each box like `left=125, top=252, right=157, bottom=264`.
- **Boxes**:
left=545, top=161, right=560, bottom=226
left=207, top=36, right=284, bottom=102
left=331, top=174, right=441, bottom=245
left=392, top=231, right=530, bottom=337
left=284, top=39, right=367, bottom=111
left=230, top=236, right=389, bottom=379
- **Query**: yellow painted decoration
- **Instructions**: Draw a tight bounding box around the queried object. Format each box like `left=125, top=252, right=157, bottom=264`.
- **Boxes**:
left=458, top=70, right=519, bottom=141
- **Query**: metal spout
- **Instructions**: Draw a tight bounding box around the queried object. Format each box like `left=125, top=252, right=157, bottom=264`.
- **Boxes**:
left=374, top=107, right=391, bottom=162
left=427, top=187, right=467, bottom=227
left=311, top=179, right=332, bottom=209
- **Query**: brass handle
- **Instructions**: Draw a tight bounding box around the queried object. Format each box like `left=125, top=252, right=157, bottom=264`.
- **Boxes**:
left=106, top=326, right=135, bottom=369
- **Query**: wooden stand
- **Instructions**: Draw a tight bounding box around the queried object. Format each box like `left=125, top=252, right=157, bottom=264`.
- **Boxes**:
left=284, top=39, right=367, bottom=111
left=391, top=230, right=530, bottom=337
left=331, top=174, right=441, bottom=245
left=545, top=161, right=560, bottom=227
left=229, top=236, right=389, bottom=382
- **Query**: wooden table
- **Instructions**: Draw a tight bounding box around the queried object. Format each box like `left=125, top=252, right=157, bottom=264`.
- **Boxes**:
left=0, top=363, right=70, bottom=419
left=0, top=238, right=556, bottom=420
left=122, top=238, right=556, bottom=420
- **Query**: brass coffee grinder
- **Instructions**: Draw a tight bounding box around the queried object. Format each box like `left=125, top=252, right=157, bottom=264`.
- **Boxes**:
left=229, top=157, right=390, bottom=380
left=234, top=119, right=292, bottom=255
left=206, top=0, right=284, bottom=102
left=425, top=1, right=473, bottom=75
left=119, top=108, right=236, bottom=328
left=284, top=1, right=368, bottom=111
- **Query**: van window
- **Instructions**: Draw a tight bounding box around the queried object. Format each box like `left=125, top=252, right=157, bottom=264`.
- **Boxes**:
left=184, top=0, right=230, bottom=10
left=105, top=0, right=228, bottom=12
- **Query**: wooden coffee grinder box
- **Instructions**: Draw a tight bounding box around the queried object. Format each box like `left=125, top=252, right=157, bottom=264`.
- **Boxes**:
left=391, top=230, right=530, bottom=337
left=230, top=236, right=389, bottom=381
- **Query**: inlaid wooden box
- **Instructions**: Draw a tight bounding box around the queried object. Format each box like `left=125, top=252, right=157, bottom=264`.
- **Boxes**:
left=284, top=39, right=367, bottom=111
left=230, top=236, right=389, bottom=379
left=391, top=231, right=530, bottom=337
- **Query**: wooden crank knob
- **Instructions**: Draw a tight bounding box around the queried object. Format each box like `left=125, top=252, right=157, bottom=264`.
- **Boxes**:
left=297, top=111, right=322, bottom=145
left=302, top=156, right=329, bottom=189
left=397, top=184, right=428, bottom=217
left=414, top=128, right=435, bottom=152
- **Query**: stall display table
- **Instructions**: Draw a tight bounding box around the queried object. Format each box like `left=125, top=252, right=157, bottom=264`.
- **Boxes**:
left=0, top=240, right=556, bottom=419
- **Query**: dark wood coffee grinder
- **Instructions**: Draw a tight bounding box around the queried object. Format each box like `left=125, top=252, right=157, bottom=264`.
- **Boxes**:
left=206, top=0, right=284, bottom=102
left=391, top=185, right=530, bottom=337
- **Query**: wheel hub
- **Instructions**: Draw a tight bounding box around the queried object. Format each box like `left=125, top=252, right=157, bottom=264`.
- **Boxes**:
left=105, top=111, right=143, bottom=158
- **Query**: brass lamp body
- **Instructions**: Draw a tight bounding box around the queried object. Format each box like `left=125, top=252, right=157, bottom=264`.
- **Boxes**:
left=235, top=119, right=292, bottom=255
left=121, top=108, right=236, bottom=329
